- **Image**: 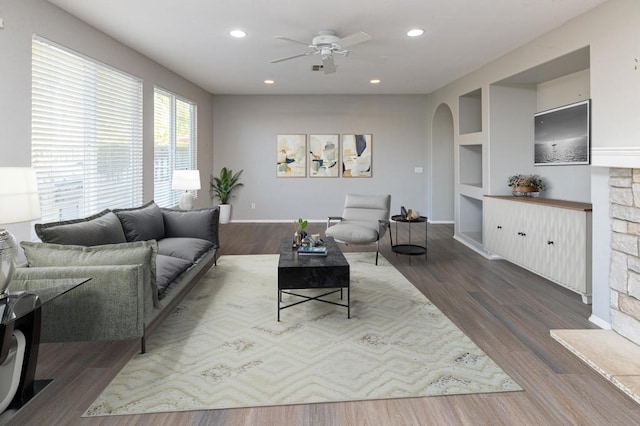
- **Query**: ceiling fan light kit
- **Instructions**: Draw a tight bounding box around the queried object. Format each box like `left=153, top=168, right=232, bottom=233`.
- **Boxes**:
left=270, top=29, right=376, bottom=74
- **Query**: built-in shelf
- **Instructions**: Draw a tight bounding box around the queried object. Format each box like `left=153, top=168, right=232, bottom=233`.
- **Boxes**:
left=459, top=144, right=482, bottom=187
left=459, top=195, right=483, bottom=244
left=453, top=47, right=591, bottom=259
left=459, top=89, right=482, bottom=135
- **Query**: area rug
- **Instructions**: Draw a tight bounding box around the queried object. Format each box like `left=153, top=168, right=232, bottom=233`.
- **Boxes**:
left=84, top=253, right=521, bottom=417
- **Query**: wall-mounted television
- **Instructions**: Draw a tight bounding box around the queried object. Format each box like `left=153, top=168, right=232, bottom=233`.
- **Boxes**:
left=534, top=99, right=590, bottom=166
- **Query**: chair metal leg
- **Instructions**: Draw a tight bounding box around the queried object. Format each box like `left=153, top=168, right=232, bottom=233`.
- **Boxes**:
left=375, top=240, right=379, bottom=265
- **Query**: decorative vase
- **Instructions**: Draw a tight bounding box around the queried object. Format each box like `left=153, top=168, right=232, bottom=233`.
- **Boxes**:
left=294, top=231, right=302, bottom=247
left=219, top=203, right=231, bottom=224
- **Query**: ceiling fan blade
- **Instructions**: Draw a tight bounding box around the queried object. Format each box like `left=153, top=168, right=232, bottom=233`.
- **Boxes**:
left=337, top=31, right=372, bottom=48
left=322, top=55, right=336, bottom=74
left=345, top=50, right=388, bottom=64
left=274, top=36, right=310, bottom=46
left=270, top=52, right=309, bottom=63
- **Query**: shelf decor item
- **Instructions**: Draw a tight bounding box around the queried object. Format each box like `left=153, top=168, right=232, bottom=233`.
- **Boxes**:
left=507, top=174, right=546, bottom=197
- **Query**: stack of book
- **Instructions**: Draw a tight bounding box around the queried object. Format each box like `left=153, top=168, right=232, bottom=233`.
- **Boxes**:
left=297, top=246, right=328, bottom=256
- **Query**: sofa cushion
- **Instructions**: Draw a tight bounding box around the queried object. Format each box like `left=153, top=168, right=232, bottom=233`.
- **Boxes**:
left=157, top=237, right=214, bottom=263
left=35, top=210, right=127, bottom=246
left=21, top=240, right=160, bottom=307
left=162, top=207, right=220, bottom=245
left=113, top=201, right=165, bottom=242
left=155, top=254, right=192, bottom=297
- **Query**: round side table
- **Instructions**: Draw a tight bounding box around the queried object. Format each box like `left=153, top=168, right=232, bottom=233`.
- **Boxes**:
left=389, top=215, right=428, bottom=264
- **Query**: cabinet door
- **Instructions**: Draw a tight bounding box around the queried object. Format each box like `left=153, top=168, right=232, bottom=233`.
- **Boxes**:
left=484, top=198, right=514, bottom=257
left=516, top=202, right=548, bottom=274
left=537, top=207, right=587, bottom=293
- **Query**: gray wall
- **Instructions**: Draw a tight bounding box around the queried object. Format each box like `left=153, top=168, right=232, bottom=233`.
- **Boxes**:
left=212, top=95, right=428, bottom=222
left=0, top=0, right=214, bottom=243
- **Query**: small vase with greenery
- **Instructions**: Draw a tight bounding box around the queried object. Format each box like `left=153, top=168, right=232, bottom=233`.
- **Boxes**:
left=293, top=218, right=308, bottom=247
left=508, top=174, right=546, bottom=196
left=210, top=167, right=243, bottom=223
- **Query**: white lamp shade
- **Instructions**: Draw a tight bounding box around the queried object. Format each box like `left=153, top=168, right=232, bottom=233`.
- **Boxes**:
left=0, top=167, right=41, bottom=225
left=172, top=170, right=201, bottom=191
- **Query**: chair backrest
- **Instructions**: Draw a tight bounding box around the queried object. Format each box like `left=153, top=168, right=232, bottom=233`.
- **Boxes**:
left=342, top=193, right=391, bottom=222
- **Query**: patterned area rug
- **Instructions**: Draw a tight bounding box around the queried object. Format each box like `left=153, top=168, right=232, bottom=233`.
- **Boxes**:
left=84, top=253, right=521, bottom=417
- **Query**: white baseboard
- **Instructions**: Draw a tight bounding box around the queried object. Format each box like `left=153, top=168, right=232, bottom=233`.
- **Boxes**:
left=429, top=220, right=454, bottom=224
left=588, top=314, right=612, bottom=330
left=453, top=235, right=493, bottom=259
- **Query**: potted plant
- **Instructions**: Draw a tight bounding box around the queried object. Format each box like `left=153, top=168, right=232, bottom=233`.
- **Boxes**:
left=507, top=174, right=546, bottom=197
left=293, top=218, right=308, bottom=247
left=210, top=167, right=243, bottom=224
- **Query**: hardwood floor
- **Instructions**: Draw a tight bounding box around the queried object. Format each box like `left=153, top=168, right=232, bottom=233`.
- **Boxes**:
left=8, top=223, right=640, bottom=425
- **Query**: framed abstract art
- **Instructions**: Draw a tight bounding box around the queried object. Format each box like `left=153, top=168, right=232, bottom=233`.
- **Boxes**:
left=342, top=134, right=372, bottom=177
left=309, top=134, right=339, bottom=177
left=276, top=134, right=307, bottom=177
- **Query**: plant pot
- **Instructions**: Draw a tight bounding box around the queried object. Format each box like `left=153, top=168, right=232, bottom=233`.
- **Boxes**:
left=219, top=204, right=231, bottom=224
left=512, top=186, right=538, bottom=197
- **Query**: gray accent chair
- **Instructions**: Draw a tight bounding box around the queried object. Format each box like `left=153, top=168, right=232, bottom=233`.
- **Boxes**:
left=326, top=194, right=391, bottom=265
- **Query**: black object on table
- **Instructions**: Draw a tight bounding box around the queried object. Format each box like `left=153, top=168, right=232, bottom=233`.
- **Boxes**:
left=277, top=237, right=350, bottom=321
left=389, top=214, right=428, bottom=264
left=0, top=278, right=90, bottom=412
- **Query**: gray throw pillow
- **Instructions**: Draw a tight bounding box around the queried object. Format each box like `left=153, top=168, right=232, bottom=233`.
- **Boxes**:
left=21, top=240, right=160, bottom=308
left=114, top=201, right=165, bottom=242
left=35, top=210, right=127, bottom=246
left=162, top=207, right=219, bottom=245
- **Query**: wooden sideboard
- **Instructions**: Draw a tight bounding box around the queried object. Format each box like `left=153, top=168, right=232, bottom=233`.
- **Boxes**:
left=484, top=196, right=592, bottom=304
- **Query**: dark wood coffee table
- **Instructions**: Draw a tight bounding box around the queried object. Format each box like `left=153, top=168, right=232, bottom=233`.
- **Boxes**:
left=277, top=237, right=350, bottom=321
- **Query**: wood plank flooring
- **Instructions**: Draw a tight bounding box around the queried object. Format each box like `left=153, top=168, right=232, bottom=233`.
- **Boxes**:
left=8, top=223, right=640, bottom=425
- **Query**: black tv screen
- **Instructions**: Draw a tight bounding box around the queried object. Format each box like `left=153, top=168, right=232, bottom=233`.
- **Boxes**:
left=534, top=99, right=590, bottom=165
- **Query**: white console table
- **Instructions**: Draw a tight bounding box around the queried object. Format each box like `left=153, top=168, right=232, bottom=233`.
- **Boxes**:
left=484, top=196, right=592, bottom=304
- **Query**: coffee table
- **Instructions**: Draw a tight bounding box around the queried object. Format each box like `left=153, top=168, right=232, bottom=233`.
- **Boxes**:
left=277, top=237, right=350, bottom=321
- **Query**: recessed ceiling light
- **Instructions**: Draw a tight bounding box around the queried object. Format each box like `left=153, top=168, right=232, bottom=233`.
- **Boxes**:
left=407, top=29, right=424, bottom=37
left=229, top=29, right=247, bottom=38
left=370, top=79, right=381, bottom=84
left=264, top=79, right=275, bottom=85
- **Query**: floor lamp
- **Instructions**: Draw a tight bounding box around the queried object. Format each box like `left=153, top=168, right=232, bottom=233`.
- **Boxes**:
left=172, top=170, right=201, bottom=210
left=0, top=168, right=41, bottom=299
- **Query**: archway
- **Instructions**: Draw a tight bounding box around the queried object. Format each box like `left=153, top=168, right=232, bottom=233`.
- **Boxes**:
left=431, top=103, right=454, bottom=222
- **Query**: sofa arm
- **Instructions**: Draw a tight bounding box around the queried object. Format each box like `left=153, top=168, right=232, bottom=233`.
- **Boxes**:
left=12, top=265, right=146, bottom=343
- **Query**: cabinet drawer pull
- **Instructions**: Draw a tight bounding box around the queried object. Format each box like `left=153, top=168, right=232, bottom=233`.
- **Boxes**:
left=497, top=225, right=502, bottom=229
left=547, top=241, right=554, bottom=245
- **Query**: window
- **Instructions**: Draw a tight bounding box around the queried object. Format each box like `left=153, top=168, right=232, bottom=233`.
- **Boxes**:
left=154, top=88, right=197, bottom=207
left=31, top=36, right=143, bottom=223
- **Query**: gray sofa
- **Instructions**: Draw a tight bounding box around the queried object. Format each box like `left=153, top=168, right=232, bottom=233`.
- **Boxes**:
left=12, top=201, right=219, bottom=352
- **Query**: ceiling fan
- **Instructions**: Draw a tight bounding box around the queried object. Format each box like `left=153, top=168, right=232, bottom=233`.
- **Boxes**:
left=269, top=30, right=376, bottom=74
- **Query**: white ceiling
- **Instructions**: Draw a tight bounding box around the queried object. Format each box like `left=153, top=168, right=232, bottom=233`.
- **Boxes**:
left=48, top=0, right=606, bottom=95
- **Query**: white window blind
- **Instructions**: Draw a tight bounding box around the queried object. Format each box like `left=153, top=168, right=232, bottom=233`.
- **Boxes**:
left=154, top=87, right=197, bottom=207
left=31, top=36, right=143, bottom=223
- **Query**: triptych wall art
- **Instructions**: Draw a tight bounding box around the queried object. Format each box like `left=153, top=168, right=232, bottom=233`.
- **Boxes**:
left=276, top=134, right=372, bottom=178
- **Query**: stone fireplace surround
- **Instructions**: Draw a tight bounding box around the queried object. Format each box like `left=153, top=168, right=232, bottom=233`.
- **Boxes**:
left=550, top=168, right=640, bottom=406
left=609, top=168, right=640, bottom=346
